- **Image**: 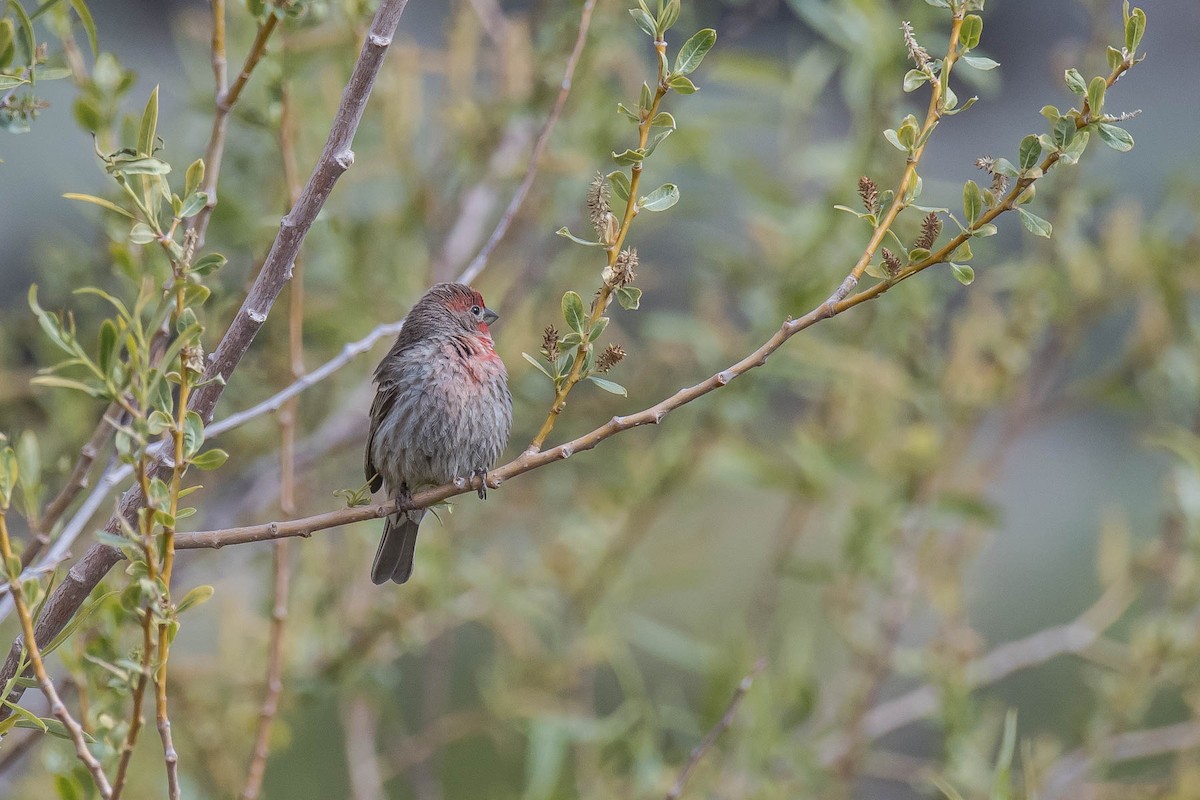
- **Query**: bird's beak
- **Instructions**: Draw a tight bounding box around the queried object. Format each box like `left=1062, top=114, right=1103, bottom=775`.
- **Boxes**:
left=482, top=307, right=500, bottom=326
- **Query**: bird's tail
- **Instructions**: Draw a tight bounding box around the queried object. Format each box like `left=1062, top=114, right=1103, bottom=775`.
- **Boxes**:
left=371, top=509, right=425, bottom=585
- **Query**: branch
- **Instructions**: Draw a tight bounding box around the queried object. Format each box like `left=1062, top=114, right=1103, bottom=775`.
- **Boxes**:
left=171, top=238, right=990, bottom=550
left=838, top=585, right=1133, bottom=754
left=0, top=515, right=112, bottom=798
left=240, top=81, right=303, bottom=800
left=1040, top=720, right=1200, bottom=800
left=455, top=0, right=597, bottom=286
left=665, top=658, right=765, bottom=800
left=0, top=0, right=413, bottom=712
left=191, top=0, right=286, bottom=247
left=25, top=402, right=119, bottom=565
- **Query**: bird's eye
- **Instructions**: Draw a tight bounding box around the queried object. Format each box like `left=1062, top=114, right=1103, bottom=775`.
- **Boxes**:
left=470, top=305, right=482, bottom=317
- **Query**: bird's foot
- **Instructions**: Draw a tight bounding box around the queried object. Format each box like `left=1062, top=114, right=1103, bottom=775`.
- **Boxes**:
left=397, top=484, right=414, bottom=511
left=472, top=468, right=488, bottom=500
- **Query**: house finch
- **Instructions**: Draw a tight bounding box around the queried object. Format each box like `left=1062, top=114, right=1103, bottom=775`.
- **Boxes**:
left=365, top=283, right=512, bottom=584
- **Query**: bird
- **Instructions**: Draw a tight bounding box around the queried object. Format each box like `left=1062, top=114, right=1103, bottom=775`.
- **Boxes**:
left=364, top=283, right=512, bottom=585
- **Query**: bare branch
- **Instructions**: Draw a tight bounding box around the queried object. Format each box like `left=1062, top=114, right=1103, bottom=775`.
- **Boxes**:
left=191, top=0, right=286, bottom=246
left=817, top=585, right=1134, bottom=765
left=666, top=658, right=766, bottom=800
left=1041, top=720, right=1200, bottom=799
left=240, top=81, right=303, bottom=800
left=456, top=0, right=598, bottom=286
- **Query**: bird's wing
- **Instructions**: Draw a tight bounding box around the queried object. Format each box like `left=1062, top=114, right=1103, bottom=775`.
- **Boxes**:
left=364, top=381, right=398, bottom=493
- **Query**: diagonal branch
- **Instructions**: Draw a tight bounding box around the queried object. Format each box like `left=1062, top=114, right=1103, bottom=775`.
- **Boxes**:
left=455, top=0, right=597, bottom=286
left=0, top=0, right=413, bottom=714
left=665, top=658, right=766, bottom=800
left=191, top=0, right=288, bottom=247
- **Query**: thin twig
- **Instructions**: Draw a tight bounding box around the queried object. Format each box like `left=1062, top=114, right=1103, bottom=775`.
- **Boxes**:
left=342, top=695, right=387, bottom=800
left=0, top=514, right=112, bottom=798
left=665, top=658, right=766, bottom=800
left=26, top=403, right=119, bottom=565
left=191, top=0, right=286, bottom=246
left=819, top=584, right=1134, bottom=763
left=240, top=80, right=302, bottom=800
left=456, top=0, right=597, bottom=286
left=1040, top=719, right=1200, bottom=799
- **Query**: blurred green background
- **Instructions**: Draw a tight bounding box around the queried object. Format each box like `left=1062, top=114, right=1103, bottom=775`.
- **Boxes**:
left=2, top=0, right=1200, bottom=798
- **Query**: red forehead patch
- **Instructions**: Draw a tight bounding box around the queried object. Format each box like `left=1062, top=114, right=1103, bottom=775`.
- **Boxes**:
left=447, top=287, right=485, bottom=311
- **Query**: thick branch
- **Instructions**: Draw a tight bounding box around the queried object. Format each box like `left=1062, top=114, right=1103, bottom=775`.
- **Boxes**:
left=0, top=0, right=412, bottom=710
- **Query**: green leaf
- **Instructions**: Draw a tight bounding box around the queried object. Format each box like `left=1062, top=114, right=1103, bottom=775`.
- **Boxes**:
left=185, top=159, right=205, bottom=197
left=1018, top=135, right=1042, bottom=170
left=907, top=247, right=931, bottom=264
left=106, top=155, right=171, bottom=176
left=611, top=148, right=646, bottom=166
left=961, top=54, right=999, bottom=70
left=138, top=85, right=159, bottom=157
left=68, top=0, right=98, bottom=57
left=959, top=15, right=982, bottom=50
left=643, top=128, right=673, bottom=158
left=3, top=702, right=46, bottom=733
left=175, top=584, right=214, bottom=614
left=1107, top=46, right=1124, bottom=72
left=1086, top=76, right=1106, bottom=115
left=1096, top=123, right=1134, bottom=152
left=657, top=0, right=679, bottom=33
left=1125, top=6, right=1146, bottom=52
left=191, top=252, right=227, bottom=276
left=607, top=171, right=631, bottom=203
left=190, top=449, right=229, bottom=471
left=562, top=291, right=586, bottom=333
left=616, top=102, right=639, bottom=122
left=0, top=447, right=17, bottom=509
left=903, top=69, right=928, bottom=92
left=667, top=74, right=698, bottom=94
left=588, top=376, right=627, bottom=396
left=30, top=375, right=103, bottom=398
left=971, top=223, right=998, bottom=238
left=883, top=129, right=906, bottom=152
left=129, top=222, right=156, bottom=245
left=183, top=411, right=205, bottom=458
left=650, top=111, right=676, bottom=128
left=41, top=591, right=117, bottom=657
left=0, top=74, right=27, bottom=90
left=962, top=180, right=983, bottom=226
left=628, top=7, right=656, bottom=37
left=1052, top=116, right=1076, bottom=149
left=1017, top=208, right=1052, bottom=237
left=178, top=192, right=207, bottom=219
left=616, top=286, right=641, bottom=311
left=521, top=352, right=555, bottom=380
left=1064, top=68, right=1087, bottom=95
left=555, top=227, right=604, bottom=247
left=992, top=158, right=1019, bottom=178
left=97, top=319, right=117, bottom=377
left=640, top=183, right=679, bottom=212
left=62, top=192, right=135, bottom=219
left=949, top=262, right=975, bottom=286
left=674, top=28, right=716, bottom=75
left=10, top=1, right=34, bottom=65
left=1059, top=130, right=1090, bottom=165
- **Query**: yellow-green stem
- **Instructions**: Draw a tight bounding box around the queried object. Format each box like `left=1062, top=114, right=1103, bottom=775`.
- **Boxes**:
left=0, top=513, right=113, bottom=797
left=528, top=40, right=669, bottom=453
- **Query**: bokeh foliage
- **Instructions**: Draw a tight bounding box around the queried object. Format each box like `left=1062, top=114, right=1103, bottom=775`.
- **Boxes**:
left=1, top=0, right=1198, bottom=798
